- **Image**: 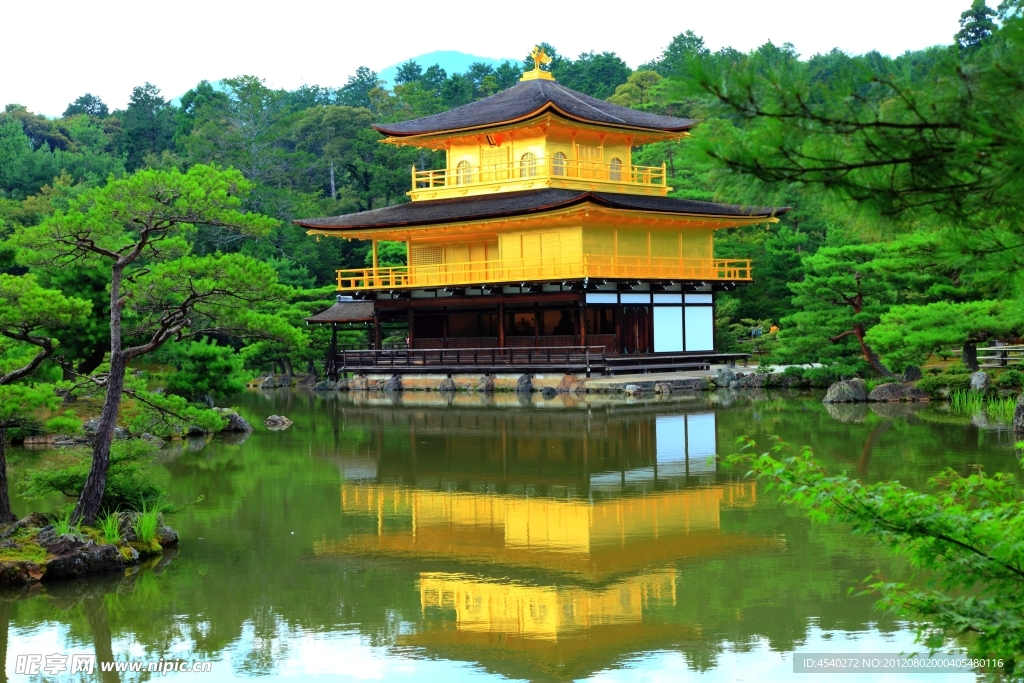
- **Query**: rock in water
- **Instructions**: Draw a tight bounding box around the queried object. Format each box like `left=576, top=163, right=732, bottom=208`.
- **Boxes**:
left=383, top=375, right=402, bottom=392
left=1012, top=394, right=1024, bottom=434
left=867, top=382, right=930, bottom=402
left=969, top=371, right=989, bottom=392
left=349, top=375, right=370, bottom=391
left=822, top=379, right=869, bottom=403
left=654, top=382, right=672, bottom=395
left=312, top=380, right=338, bottom=392
left=264, top=415, right=293, bottom=430
left=902, top=365, right=923, bottom=382
left=476, top=375, right=495, bottom=393
left=623, top=384, right=644, bottom=398
left=556, top=374, right=583, bottom=394
left=516, top=375, right=533, bottom=393
left=541, top=386, right=558, bottom=399
left=214, top=408, right=253, bottom=433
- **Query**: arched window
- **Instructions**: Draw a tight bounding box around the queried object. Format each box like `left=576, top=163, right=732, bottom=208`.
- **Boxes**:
left=520, top=152, right=537, bottom=178
left=455, top=160, right=473, bottom=185
left=552, top=151, right=567, bottom=176
left=609, top=157, right=623, bottom=181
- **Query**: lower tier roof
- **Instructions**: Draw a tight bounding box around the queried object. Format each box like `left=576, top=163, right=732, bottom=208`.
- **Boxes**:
left=295, top=189, right=787, bottom=232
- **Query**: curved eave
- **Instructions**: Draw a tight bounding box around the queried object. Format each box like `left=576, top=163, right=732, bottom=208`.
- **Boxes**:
left=295, top=194, right=789, bottom=234
left=373, top=102, right=697, bottom=139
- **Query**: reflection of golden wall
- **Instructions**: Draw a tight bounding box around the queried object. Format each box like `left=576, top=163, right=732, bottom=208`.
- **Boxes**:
left=419, top=569, right=676, bottom=640
left=340, top=483, right=753, bottom=553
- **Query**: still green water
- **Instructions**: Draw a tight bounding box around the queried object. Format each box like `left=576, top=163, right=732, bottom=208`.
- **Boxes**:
left=3, top=389, right=1019, bottom=682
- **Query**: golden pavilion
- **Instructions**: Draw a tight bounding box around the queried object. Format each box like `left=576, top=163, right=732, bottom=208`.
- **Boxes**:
left=298, top=49, right=785, bottom=375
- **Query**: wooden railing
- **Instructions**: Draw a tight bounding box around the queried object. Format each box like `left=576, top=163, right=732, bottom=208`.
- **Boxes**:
left=336, top=346, right=608, bottom=375
left=413, top=158, right=667, bottom=190
left=336, top=256, right=752, bottom=291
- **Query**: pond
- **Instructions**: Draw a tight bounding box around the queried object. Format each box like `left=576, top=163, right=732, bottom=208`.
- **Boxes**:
left=3, top=389, right=1018, bottom=682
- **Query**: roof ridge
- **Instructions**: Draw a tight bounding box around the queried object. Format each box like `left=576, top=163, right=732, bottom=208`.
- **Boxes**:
left=549, top=82, right=626, bottom=124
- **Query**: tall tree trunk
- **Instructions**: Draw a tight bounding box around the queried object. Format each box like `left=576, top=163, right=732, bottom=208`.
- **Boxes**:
left=0, top=428, right=16, bottom=525
left=853, top=323, right=895, bottom=377
left=962, top=342, right=980, bottom=371
left=74, top=269, right=126, bottom=525
left=329, top=159, right=336, bottom=200
left=282, top=357, right=294, bottom=377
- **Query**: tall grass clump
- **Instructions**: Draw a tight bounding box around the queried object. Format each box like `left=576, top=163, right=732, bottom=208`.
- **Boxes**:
left=949, top=389, right=1020, bottom=424
left=132, top=503, right=159, bottom=544
left=52, top=508, right=79, bottom=537
left=98, top=512, right=122, bottom=545
left=949, top=389, right=985, bottom=414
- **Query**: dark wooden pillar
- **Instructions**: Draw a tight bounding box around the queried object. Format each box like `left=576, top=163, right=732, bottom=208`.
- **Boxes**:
left=614, top=305, right=623, bottom=354
left=498, top=297, right=506, bottom=348
left=329, top=324, right=338, bottom=380
left=579, top=299, right=587, bottom=347
left=442, top=308, right=449, bottom=349
left=534, top=306, right=541, bottom=346
left=372, top=311, right=381, bottom=350
left=408, top=305, right=415, bottom=349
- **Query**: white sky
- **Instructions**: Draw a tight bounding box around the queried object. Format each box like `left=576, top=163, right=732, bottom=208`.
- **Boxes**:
left=3, top=0, right=989, bottom=116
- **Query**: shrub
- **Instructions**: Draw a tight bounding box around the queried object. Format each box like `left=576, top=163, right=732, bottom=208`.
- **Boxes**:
left=20, top=440, right=170, bottom=513
left=926, top=367, right=944, bottom=375
left=915, top=374, right=973, bottom=397
left=945, top=374, right=972, bottom=392
left=945, top=361, right=970, bottom=375
left=994, top=369, right=1024, bottom=389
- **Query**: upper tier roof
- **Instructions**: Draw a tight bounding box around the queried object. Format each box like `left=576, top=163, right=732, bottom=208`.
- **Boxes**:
left=374, top=79, right=697, bottom=137
left=295, top=189, right=786, bottom=231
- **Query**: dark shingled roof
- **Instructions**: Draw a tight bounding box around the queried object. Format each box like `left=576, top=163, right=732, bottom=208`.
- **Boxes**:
left=374, top=79, right=697, bottom=137
left=305, top=300, right=375, bottom=323
left=295, top=189, right=787, bottom=231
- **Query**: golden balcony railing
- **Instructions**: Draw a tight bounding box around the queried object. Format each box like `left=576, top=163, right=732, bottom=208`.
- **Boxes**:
left=336, top=256, right=751, bottom=291
left=412, top=158, right=667, bottom=191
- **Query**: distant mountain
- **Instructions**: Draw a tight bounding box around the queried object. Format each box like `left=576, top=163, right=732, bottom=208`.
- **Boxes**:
left=377, top=51, right=516, bottom=86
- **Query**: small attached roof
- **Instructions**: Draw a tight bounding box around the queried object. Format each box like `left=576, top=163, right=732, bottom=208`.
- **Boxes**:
left=295, top=189, right=787, bottom=231
left=374, top=79, right=697, bottom=137
left=304, top=299, right=375, bottom=324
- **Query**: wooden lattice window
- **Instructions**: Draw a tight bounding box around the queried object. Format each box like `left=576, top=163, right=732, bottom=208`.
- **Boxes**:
left=520, top=152, right=538, bottom=178
left=576, top=145, right=603, bottom=178
left=552, top=151, right=567, bottom=176
left=410, top=245, right=444, bottom=266
left=480, top=147, right=509, bottom=181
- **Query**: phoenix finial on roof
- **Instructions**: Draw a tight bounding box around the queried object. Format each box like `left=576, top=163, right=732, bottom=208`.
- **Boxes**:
left=530, top=46, right=553, bottom=72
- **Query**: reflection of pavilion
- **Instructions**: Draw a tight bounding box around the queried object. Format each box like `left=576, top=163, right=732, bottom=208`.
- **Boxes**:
left=318, top=482, right=764, bottom=579
left=314, top=405, right=776, bottom=681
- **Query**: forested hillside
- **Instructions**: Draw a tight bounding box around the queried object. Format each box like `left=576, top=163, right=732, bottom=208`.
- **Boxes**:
left=2, top=1, right=1020, bottom=378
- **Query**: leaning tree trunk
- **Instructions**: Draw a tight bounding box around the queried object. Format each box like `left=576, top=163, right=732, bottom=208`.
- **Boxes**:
left=853, top=323, right=896, bottom=377
left=73, top=269, right=127, bottom=525
left=961, top=342, right=980, bottom=371
left=0, top=427, right=16, bottom=525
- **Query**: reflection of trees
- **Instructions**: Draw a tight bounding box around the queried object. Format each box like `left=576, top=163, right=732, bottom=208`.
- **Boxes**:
left=5, top=390, right=1008, bottom=681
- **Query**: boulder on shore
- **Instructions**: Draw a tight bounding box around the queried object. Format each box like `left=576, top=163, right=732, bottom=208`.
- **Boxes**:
left=214, top=408, right=253, bottom=433
left=1014, top=395, right=1024, bottom=434
left=902, top=365, right=923, bottom=382
left=557, top=374, right=584, bottom=394
left=969, top=371, right=990, bottom=392
left=438, top=378, right=457, bottom=392
left=516, top=374, right=533, bottom=393
left=654, top=382, right=672, bottom=395
left=383, top=375, right=402, bottom=392
left=312, top=380, right=338, bottom=391
left=822, top=379, right=868, bottom=403
left=715, top=368, right=737, bottom=386
left=867, top=382, right=930, bottom=402
left=349, top=375, right=371, bottom=391
left=476, top=375, right=495, bottom=393
left=623, top=384, right=644, bottom=398
left=264, top=415, right=293, bottom=430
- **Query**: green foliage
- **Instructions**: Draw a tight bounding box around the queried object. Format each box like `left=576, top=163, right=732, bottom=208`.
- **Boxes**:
left=97, top=511, right=122, bottom=545
left=916, top=374, right=974, bottom=397
left=20, top=439, right=168, bottom=512
left=728, top=438, right=1024, bottom=675
left=995, top=369, right=1024, bottom=389
left=946, top=362, right=971, bottom=375
left=867, top=301, right=1024, bottom=369
left=164, top=339, right=246, bottom=401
